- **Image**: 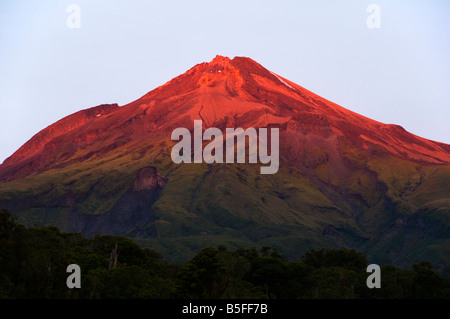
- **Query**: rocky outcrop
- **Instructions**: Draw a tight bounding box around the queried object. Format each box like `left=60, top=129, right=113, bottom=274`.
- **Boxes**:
left=132, top=167, right=167, bottom=192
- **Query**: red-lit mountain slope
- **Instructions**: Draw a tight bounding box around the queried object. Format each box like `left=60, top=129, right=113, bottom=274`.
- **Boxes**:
left=1, top=55, right=449, bottom=182
left=1, top=56, right=449, bottom=273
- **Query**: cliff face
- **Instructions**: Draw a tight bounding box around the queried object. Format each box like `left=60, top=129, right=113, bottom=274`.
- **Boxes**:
left=132, top=167, right=167, bottom=192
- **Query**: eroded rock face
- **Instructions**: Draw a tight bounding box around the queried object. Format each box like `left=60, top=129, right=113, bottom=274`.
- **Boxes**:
left=132, top=166, right=167, bottom=192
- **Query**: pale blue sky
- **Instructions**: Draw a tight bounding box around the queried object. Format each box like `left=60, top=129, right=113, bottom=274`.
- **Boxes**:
left=1, top=0, right=449, bottom=164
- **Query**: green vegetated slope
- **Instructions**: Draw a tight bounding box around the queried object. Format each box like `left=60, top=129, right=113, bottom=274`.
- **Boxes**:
left=1, top=139, right=450, bottom=276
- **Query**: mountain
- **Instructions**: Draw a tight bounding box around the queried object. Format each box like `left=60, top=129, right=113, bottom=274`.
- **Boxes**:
left=1, top=55, right=450, bottom=273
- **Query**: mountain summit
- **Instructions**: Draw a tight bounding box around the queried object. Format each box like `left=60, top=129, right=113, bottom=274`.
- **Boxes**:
left=1, top=55, right=448, bottom=182
left=1, top=55, right=449, bottom=273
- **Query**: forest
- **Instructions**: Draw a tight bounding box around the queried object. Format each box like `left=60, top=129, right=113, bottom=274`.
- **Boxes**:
left=1, top=208, right=449, bottom=299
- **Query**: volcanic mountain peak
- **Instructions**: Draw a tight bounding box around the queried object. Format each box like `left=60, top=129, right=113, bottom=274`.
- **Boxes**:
left=200, top=55, right=260, bottom=72
left=209, top=54, right=232, bottom=66
left=1, top=55, right=450, bottom=184
left=197, top=55, right=244, bottom=89
left=1, top=55, right=450, bottom=273
left=145, top=55, right=278, bottom=100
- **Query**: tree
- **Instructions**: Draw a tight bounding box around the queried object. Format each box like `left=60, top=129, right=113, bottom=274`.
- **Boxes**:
left=412, top=262, right=445, bottom=299
left=0, top=209, right=20, bottom=238
left=244, top=256, right=289, bottom=298
left=177, top=247, right=230, bottom=298
left=300, top=247, right=368, bottom=298
left=301, top=247, right=368, bottom=272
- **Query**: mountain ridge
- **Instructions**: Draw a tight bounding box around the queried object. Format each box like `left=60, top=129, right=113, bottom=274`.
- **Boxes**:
left=2, top=55, right=449, bottom=183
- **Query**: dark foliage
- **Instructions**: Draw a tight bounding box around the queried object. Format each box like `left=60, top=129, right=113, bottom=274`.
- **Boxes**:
left=0, top=209, right=449, bottom=299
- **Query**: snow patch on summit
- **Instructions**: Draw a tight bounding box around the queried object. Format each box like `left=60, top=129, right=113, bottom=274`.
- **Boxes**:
left=270, top=71, right=293, bottom=89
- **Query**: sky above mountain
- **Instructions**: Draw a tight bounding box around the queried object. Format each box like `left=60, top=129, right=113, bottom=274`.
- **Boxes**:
left=1, top=0, right=449, bottom=164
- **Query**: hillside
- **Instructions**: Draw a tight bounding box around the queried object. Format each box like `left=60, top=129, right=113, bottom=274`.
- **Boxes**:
left=1, top=55, right=449, bottom=274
